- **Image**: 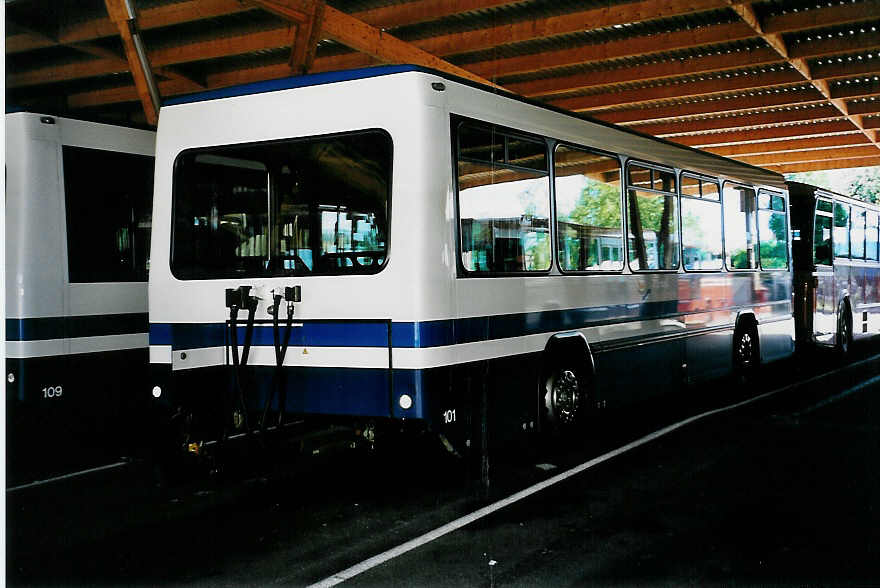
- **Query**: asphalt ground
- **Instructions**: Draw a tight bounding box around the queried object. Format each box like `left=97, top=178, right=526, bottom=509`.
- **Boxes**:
left=7, top=343, right=880, bottom=587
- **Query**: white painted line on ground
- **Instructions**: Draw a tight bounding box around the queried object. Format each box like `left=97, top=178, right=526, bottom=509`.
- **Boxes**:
left=793, top=372, right=880, bottom=417
left=308, top=383, right=795, bottom=588
left=7, top=461, right=129, bottom=493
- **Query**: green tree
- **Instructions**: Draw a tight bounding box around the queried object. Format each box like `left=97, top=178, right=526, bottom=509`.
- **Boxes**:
left=849, top=167, right=880, bottom=204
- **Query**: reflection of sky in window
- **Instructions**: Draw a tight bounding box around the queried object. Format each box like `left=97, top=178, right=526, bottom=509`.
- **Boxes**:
left=683, top=199, right=722, bottom=246
left=555, top=174, right=590, bottom=215
left=459, top=176, right=549, bottom=219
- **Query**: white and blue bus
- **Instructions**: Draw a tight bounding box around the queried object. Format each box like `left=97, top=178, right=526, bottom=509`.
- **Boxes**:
left=147, top=65, right=794, bottom=456
left=6, top=112, right=155, bottom=485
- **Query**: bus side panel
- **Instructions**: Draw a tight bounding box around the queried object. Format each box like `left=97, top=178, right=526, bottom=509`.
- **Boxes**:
left=5, top=348, right=150, bottom=487
left=593, top=337, right=684, bottom=408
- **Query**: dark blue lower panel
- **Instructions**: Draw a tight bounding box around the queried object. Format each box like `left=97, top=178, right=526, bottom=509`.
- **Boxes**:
left=161, top=352, right=546, bottom=452
left=6, top=349, right=152, bottom=487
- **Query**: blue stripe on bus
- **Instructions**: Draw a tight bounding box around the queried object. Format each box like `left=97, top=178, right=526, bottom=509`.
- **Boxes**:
left=163, top=65, right=421, bottom=106
left=7, top=313, right=149, bottom=342
left=151, top=321, right=389, bottom=349
left=150, top=300, right=683, bottom=349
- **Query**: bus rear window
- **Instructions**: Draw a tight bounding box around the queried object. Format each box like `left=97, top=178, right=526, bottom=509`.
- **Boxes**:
left=171, top=131, right=391, bottom=279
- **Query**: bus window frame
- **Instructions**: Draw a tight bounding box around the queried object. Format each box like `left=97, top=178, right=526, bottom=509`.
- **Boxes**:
left=721, top=180, right=759, bottom=272
left=850, top=205, right=867, bottom=261
left=624, top=159, right=681, bottom=273
left=757, top=188, right=790, bottom=272
left=679, top=171, right=724, bottom=273
left=813, top=196, right=834, bottom=268
left=553, top=141, right=625, bottom=275
left=452, top=116, right=554, bottom=278
left=169, top=127, right=394, bottom=281
left=833, top=200, right=851, bottom=260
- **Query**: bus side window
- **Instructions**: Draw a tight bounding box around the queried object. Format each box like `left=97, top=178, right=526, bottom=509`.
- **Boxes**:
left=63, top=145, right=154, bottom=283
left=554, top=145, right=623, bottom=271
left=626, top=163, right=679, bottom=271
left=833, top=202, right=850, bottom=259
left=851, top=207, right=866, bottom=260
left=457, top=122, right=551, bottom=273
left=681, top=175, right=723, bottom=271
left=757, top=191, right=788, bottom=270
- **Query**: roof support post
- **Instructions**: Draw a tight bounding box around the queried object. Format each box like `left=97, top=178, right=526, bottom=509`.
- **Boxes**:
left=288, top=0, right=325, bottom=74
left=104, top=0, right=161, bottom=125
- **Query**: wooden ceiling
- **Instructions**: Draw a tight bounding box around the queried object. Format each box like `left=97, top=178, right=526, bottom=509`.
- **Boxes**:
left=6, top=0, right=880, bottom=174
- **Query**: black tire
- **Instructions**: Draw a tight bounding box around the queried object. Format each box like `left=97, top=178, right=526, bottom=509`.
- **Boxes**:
left=732, top=323, right=759, bottom=382
left=836, top=302, right=852, bottom=355
left=541, top=361, right=587, bottom=434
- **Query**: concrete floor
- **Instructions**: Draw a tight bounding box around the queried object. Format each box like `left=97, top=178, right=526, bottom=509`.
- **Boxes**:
left=7, top=346, right=880, bottom=587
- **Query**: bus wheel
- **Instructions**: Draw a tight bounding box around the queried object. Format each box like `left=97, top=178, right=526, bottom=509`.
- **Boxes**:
left=836, top=303, right=852, bottom=355
left=543, top=364, right=585, bottom=432
left=733, top=324, right=759, bottom=381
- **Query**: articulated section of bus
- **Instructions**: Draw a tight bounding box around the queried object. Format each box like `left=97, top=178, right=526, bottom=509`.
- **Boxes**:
left=789, top=181, right=880, bottom=351
left=5, top=113, right=155, bottom=486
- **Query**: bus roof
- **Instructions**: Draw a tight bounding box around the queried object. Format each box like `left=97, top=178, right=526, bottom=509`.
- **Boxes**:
left=162, top=64, right=785, bottom=190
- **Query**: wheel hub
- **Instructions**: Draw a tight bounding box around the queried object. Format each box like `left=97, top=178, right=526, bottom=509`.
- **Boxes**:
left=737, top=332, right=754, bottom=368
left=549, top=369, right=580, bottom=425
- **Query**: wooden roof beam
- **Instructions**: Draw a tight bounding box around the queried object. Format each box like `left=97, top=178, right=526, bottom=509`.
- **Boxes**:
left=248, top=0, right=499, bottom=88
left=671, top=120, right=860, bottom=147
left=590, top=87, right=825, bottom=123
left=727, top=0, right=880, bottom=150
left=737, top=145, right=880, bottom=165
left=103, top=0, right=161, bottom=126
left=762, top=0, right=880, bottom=35
left=508, top=48, right=781, bottom=98
left=9, top=0, right=523, bottom=55
left=767, top=155, right=880, bottom=173
left=629, top=105, right=843, bottom=136
left=465, top=21, right=757, bottom=80
left=706, top=133, right=869, bottom=157
left=548, top=68, right=805, bottom=111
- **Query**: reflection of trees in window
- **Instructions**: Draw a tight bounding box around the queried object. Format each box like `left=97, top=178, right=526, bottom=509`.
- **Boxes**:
left=457, top=122, right=551, bottom=273
left=626, top=164, right=678, bottom=270
left=756, top=192, right=788, bottom=269
left=723, top=184, right=758, bottom=270
left=554, top=146, right=622, bottom=271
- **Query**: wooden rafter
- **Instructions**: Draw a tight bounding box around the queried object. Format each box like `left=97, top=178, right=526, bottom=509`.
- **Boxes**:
left=104, top=0, right=160, bottom=125
left=548, top=69, right=805, bottom=112
left=507, top=48, right=781, bottom=98
left=727, top=0, right=880, bottom=149
left=247, top=0, right=500, bottom=88
left=761, top=0, right=880, bottom=35
left=671, top=120, right=860, bottom=147
left=629, top=105, right=843, bottom=136
left=591, top=87, right=825, bottom=123
left=739, top=145, right=880, bottom=165
left=767, top=155, right=880, bottom=173
left=707, top=133, right=869, bottom=157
